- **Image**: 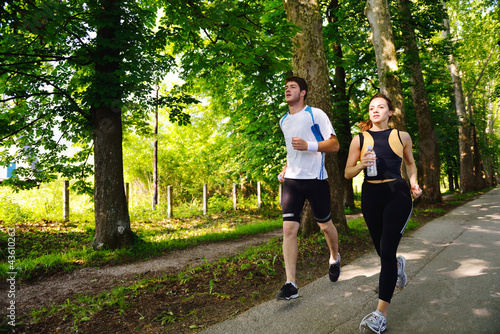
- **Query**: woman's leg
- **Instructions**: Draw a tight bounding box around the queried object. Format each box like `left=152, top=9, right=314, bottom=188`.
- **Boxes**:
left=378, top=180, right=413, bottom=303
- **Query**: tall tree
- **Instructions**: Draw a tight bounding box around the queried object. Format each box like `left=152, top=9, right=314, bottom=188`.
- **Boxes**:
left=91, top=0, right=134, bottom=248
left=365, top=0, right=406, bottom=130
left=396, top=0, right=442, bottom=203
left=0, top=0, right=172, bottom=248
left=283, top=0, right=348, bottom=234
left=326, top=0, right=355, bottom=210
left=442, top=1, right=476, bottom=192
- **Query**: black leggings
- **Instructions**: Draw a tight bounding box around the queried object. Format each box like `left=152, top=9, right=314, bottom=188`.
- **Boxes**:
left=361, top=178, right=413, bottom=303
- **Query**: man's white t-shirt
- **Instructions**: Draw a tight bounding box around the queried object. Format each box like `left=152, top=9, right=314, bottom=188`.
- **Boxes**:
left=279, top=105, right=336, bottom=180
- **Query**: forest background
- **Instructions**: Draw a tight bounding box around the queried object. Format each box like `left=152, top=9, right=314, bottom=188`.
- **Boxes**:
left=1, top=0, right=499, bottom=254
left=0, top=0, right=499, bottom=332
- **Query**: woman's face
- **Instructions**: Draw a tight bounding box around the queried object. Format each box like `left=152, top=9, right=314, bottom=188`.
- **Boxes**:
left=369, top=97, right=393, bottom=123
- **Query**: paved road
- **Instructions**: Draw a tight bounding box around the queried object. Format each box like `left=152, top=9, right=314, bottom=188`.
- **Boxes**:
left=201, top=187, right=500, bottom=334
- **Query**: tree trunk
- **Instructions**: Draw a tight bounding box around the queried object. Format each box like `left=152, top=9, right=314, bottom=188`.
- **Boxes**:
left=441, top=3, right=474, bottom=193
left=327, top=0, right=355, bottom=210
left=365, top=0, right=406, bottom=130
left=447, top=169, right=454, bottom=192
left=397, top=0, right=442, bottom=203
left=485, top=103, right=498, bottom=186
left=91, top=0, right=135, bottom=249
left=152, top=85, right=159, bottom=210
left=283, top=0, right=348, bottom=234
left=465, top=43, right=498, bottom=190
left=471, top=115, right=487, bottom=189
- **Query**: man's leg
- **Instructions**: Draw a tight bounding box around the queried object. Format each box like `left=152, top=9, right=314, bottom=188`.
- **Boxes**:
left=283, top=220, right=300, bottom=283
left=318, top=220, right=339, bottom=263
left=277, top=179, right=304, bottom=300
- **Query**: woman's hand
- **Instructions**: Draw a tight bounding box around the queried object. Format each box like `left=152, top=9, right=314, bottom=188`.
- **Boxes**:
left=360, top=151, right=376, bottom=169
left=411, top=184, right=422, bottom=198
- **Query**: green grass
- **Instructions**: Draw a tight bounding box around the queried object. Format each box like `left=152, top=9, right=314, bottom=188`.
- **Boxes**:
left=28, top=282, right=140, bottom=331
left=0, top=211, right=283, bottom=280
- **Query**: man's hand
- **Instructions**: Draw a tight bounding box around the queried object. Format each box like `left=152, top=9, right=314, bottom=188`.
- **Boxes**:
left=278, top=172, right=285, bottom=183
left=291, top=137, right=308, bottom=151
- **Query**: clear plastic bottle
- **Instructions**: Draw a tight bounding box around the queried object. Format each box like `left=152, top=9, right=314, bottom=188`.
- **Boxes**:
left=366, top=145, right=377, bottom=177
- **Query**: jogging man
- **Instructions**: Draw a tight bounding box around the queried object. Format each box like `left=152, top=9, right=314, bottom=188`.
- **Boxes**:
left=276, top=76, right=341, bottom=300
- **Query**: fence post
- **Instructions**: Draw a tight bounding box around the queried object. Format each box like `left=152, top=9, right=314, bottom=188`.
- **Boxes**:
left=124, top=183, right=130, bottom=207
left=63, top=180, right=69, bottom=221
left=232, top=183, right=237, bottom=210
left=203, top=184, right=207, bottom=215
left=278, top=183, right=282, bottom=206
left=167, top=185, right=172, bottom=219
left=257, top=181, right=262, bottom=209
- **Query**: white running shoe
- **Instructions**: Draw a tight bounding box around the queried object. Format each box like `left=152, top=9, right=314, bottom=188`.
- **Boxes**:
left=359, top=310, right=387, bottom=333
left=396, top=255, right=407, bottom=288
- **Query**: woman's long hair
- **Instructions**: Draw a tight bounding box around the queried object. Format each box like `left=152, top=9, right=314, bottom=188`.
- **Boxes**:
left=358, top=93, right=394, bottom=132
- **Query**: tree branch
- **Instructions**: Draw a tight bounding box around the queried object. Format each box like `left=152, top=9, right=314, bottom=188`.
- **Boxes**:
left=0, top=114, right=47, bottom=142
left=0, top=91, right=64, bottom=103
left=466, top=42, right=499, bottom=101
left=2, top=68, right=90, bottom=121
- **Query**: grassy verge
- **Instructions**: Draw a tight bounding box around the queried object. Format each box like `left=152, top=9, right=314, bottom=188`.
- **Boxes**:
left=0, top=210, right=283, bottom=281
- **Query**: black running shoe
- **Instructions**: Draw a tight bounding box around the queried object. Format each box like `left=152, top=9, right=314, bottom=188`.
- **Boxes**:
left=276, top=282, right=299, bottom=300
left=329, top=253, right=341, bottom=282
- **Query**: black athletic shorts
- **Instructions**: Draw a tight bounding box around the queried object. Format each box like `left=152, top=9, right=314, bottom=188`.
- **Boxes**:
left=282, top=178, right=331, bottom=223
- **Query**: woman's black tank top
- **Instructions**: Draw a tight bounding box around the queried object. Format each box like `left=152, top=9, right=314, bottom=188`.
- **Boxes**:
left=359, top=129, right=404, bottom=181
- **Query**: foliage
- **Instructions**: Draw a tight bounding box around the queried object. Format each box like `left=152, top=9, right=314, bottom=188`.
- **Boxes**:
left=0, top=0, right=173, bottom=192
left=124, top=103, right=242, bottom=205
left=0, top=0, right=498, bottom=252
left=157, top=0, right=296, bottom=185
left=444, top=0, right=500, bottom=180
left=0, top=182, right=94, bottom=223
left=323, top=0, right=378, bottom=124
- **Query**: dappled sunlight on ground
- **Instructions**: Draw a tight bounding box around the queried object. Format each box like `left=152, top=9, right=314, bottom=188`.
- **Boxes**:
left=467, top=242, right=489, bottom=249
left=473, top=308, right=492, bottom=317
left=446, top=258, right=490, bottom=278
left=469, top=224, right=500, bottom=235
left=398, top=249, right=428, bottom=261
left=340, top=264, right=380, bottom=280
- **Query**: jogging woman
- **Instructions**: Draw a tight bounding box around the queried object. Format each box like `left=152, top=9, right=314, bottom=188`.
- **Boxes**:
left=344, top=93, right=422, bottom=333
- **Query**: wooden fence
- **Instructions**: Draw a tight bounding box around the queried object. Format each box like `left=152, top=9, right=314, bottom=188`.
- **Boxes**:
left=61, top=181, right=282, bottom=221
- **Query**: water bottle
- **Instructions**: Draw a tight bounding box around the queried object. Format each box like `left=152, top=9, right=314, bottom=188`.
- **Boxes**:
left=366, top=145, right=377, bottom=177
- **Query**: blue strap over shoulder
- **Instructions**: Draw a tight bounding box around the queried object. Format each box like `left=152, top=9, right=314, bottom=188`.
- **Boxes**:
left=306, top=106, right=324, bottom=142
left=280, top=106, right=324, bottom=142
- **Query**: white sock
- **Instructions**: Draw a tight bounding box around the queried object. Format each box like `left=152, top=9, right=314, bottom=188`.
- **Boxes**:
left=329, top=253, right=340, bottom=265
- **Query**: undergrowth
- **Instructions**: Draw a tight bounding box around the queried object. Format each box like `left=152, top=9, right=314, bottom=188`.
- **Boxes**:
left=0, top=211, right=283, bottom=280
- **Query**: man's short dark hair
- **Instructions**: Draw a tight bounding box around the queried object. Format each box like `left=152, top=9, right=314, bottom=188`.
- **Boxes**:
left=285, top=76, right=308, bottom=101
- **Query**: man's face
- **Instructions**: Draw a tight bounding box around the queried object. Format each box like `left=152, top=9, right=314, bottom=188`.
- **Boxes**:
left=285, top=81, right=304, bottom=104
